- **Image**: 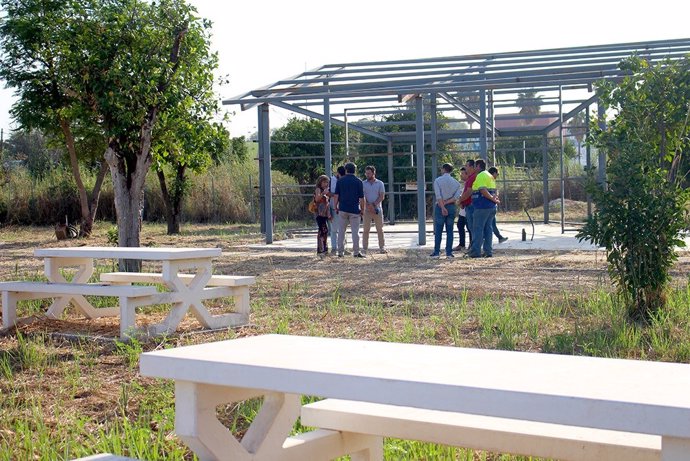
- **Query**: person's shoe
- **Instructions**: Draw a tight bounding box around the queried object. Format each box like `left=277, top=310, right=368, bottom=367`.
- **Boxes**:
left=498, top=237, right=508, bottom=244
left=330, top=248, right=337, bottom=255
left=463, top=253, right=480, bottom=259
left=378, top=248, right=388, bottom=254
left=452, top=245, right=465, bottom=251
left=343, top=250, right=352, bottom=256
left=446, top=253, right=455, bottom=258
left=354, top=252, right=366, bottom=258
left=337, top=252, right=344, bottom=258
left=481, top=253, right=493, bottom=258
left=429, top=252, right=440, bottom=258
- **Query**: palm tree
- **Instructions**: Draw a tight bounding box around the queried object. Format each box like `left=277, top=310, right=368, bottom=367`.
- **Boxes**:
left=516, top=91, right=542, bottom=124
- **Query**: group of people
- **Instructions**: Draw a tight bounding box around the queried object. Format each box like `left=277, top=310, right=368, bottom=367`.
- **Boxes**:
left=312, top=162, right=387, bottom=258
left=432, top=158, right=507, bottom=259
left=311, top=158, right=506, bottom=259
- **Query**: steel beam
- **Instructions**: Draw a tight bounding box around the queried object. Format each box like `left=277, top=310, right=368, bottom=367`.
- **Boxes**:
left=272, top=101, right=389, bottom=141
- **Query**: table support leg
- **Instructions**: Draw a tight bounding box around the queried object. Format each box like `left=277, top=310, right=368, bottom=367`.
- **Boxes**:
left=661, top=436, right=690, bottom=460
left=44, top=257, right=105, bottom=319
left=174, top=381, right=382, bottom=461
left=2, top=290, right=16, bottom=329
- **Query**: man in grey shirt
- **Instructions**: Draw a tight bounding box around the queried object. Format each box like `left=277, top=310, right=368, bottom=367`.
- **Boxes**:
left=431, top=163, right=462, bottom=258
left=362, top=165, right=387, bottom=254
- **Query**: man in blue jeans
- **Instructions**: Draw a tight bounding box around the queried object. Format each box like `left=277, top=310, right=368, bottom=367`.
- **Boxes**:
left=467, top=159, right=500, bottom=258
left=431, top=163, right=461, bottom=258
left=333, top=162, right=366, bottom=258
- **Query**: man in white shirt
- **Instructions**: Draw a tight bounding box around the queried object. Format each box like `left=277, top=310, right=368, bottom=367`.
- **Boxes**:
left=328, top=166, right=346, bottom=254
left=361, top=165, right=387, bottom=254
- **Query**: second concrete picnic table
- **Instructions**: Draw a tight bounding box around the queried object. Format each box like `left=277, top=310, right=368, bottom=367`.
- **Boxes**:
left=19, top=246, right=252, bottom=337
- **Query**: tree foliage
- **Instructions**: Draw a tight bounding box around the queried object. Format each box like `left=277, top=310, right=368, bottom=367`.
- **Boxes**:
left=577, top=55, right=690, bottom=323
left=270, top=117, right=348, bottom=186
left=0, top=0, right=109, bottom=236
left=1, top=0, right=227, bottom=256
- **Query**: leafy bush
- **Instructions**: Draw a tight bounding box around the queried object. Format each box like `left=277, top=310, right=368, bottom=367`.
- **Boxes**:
left=578, top=56, right=690, bottom=323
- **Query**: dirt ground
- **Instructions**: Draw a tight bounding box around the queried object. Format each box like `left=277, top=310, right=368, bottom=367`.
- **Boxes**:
left=2, top=223, right=689, bottom=339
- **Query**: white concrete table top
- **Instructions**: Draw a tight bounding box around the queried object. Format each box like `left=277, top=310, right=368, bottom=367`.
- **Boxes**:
left=35, top=246, right=221, bottom=260
left=140, top=334, right=690, bottom=439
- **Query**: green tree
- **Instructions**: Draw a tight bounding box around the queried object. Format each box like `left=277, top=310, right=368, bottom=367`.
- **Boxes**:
left=62, top=0, right=221, bottom=270
left=270, top=117, right=348, bottom=186
left=150, top=41, right=231, bottom=235
left=0, top=0, right=109, bottom=237
left=577, top=56, right=690, bottom=323
left=4, top=129, right=63, bottom=180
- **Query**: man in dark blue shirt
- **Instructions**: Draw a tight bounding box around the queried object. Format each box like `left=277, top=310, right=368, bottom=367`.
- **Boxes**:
left=333, top=162, right=365, bottom=258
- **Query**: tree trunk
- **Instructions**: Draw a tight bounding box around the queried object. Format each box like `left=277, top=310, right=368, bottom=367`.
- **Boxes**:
left=157, top=168, right=184, bottom=235
left=59, top=117, right=97, bottom=237
left=105, top=143, right=151, bottom=272
left=80, top=161, right=109, bottom=237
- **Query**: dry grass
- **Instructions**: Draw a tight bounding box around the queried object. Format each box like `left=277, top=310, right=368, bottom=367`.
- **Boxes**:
left=2, top=222, right=690, bottom=460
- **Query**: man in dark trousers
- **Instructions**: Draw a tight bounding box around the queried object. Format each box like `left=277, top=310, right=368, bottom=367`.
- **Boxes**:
left=333, top=162, right=366, bottom=258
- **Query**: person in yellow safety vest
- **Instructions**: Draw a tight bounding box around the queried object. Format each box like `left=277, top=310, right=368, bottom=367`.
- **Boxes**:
left=466, top=159, right=500, bottom=258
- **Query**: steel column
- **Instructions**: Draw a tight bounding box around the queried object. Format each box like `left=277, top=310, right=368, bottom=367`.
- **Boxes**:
left=597, top=103, right=607, bottom=186
left=541, top=135, right=549, bottom=224
left=430, top=93, right=438, bottom=180
left=257, top=106, right=266, bottom=233
left=559, top=86, right=565, bottom=234
left=259, top=103, right=273, bottom=244
left=586, top=105, right=592, bottom=218
left=415, top=95, right=426, bottom=246
left=387, top=139, right=395, bottom=225
left=323, top=85, right=332, bottom=175
left=479, top=89, right=488, bottom=161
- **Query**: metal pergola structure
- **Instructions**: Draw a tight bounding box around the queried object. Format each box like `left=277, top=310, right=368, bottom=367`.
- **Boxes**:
left=223, top=38, right=690, bottom=244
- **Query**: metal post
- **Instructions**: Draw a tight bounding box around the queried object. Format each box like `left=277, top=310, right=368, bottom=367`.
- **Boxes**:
left=387, top=139, right=395, bottom=225
left=597, top=103, right=607, bottom=187
left=479, top=89, right=488, bottom=161
left=489, top=90, right=496, bottom=165
left=415, top=95, right=426, bottom=246
left=259, top=103, right=273, bottom=244
left=559, top=85, right=565, bottom=234
left=344, top=108, right=349, bottom=159
left=586, top=105, right=593, bottom=218
left=323, top=85, right=332, bottom=176
left=430, top=93, right=438, bottom=179
left=543, top=134, right=549, bottom=224
left=257, top=107, right=266, bottom=233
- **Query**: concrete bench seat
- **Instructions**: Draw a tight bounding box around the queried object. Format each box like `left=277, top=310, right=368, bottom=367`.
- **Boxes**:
left=99, top=272, right=254, bottom=327
left=0, top=281, right=157, bottom=336
left=99, top=272, right=255, bottom=287
left=301, top=399, right=661, bottom=461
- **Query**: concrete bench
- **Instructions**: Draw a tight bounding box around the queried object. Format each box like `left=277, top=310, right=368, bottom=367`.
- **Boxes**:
left=99, top=272, right=254, bottom=319
left=0, top=281, right=158, bottom=336
left=301, top=399, right=661, bottom=461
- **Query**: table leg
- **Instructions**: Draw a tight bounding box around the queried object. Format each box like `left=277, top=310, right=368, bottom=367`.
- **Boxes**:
left=661, top=436, right=690, bottom=460
left=44, top=257, right=107, bottom=319
left=146, top=259, right=216, bottom=335
left=174, top=381, right=381, bottom=461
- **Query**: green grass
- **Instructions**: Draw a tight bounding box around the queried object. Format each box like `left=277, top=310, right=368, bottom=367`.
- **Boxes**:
left=4, top=279, right=690, bottom=460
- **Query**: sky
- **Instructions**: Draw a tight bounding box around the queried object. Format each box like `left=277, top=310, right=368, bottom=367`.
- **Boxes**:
left=1, top=0, right=689, bottom=138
